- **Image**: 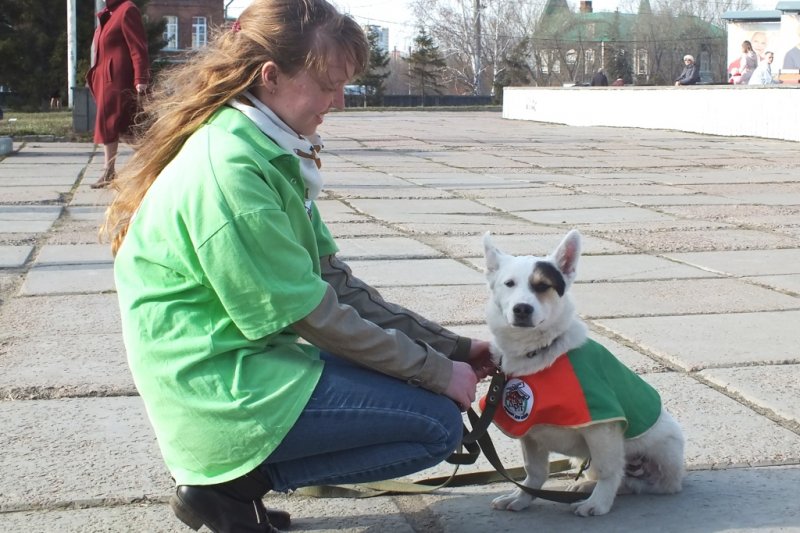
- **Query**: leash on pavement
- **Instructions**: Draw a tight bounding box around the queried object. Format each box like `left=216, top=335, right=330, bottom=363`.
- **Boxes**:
left=297, top=371, right=588, bottom=503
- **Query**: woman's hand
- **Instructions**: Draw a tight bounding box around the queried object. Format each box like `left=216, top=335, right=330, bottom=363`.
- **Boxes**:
left=444, top=361, right=478, bottom=412
left=467, top=339, right=497, bottom=380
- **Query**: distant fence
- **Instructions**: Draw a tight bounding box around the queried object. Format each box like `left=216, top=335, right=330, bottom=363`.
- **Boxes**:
left=345, top=94, right=493, bottom=108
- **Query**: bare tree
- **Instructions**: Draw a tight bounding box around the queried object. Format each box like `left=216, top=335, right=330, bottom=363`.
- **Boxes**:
left=652, top=0, right=752, bottom=26
left=411, top=0, right=542, bottom=95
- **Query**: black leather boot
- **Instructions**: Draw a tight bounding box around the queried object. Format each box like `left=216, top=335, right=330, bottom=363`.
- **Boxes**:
left=169, top=469, right=290, bottom=532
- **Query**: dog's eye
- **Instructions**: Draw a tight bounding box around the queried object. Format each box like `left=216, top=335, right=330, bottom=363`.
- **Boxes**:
left=504, top=280, right=515, bottom=288
left=531, top=282, right=551, bottom=293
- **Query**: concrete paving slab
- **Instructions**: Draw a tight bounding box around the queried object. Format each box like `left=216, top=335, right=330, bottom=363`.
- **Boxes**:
left=0, top=244, right=33, bottom=267
left=336, top=237, right=444, bottom=260
left=685, top=183, right=800, bottom=206
left=328, top=187, right=456, bottom=199
left=573, top=278, right=800, bottom=319
left=700, top=365, right=800, bottom=428
left=0, top=396, right=169, bottom=512
left=345, top=259, right=483, bottom=287
left=580, top=220, right=737, bottom=234
left=323, top=172, right=412, bottom=188
left=0, top=205, right=62, bottom=221
left=0, top=163, right=83, bottom=177
left=414, top=152, right=530, bottom=169
left=324, top=221, right=403, bottom=237
left=480, top=194, right=624, bottom=212
left=45, top=221, right=106, bottom=245
left=0, top=186, right=66, bottom=203
left=577, top=184, right=701, bottom=196
left=0, top=219, right=58, bottom=233
left=65, top=206, right=106, bottom=222
left=394, top=215, right=539, bottom=236
left=655, top=168, right=800, bottom=185
left=347, top=198, right=496, bottom=220
left=416, top=466, right=800, bottom=533
left=0, top=293, right=121, bottom=336
left=0, top=333, right=132, bottom=400
left=484, top=172, right=592, bottom=183
left=35, top=243, right=112, bottom=265
left=577, top=254, right=718, bottom=282
left=745, top=274, right=800, bottom=295
left=659, top=204, right=800, bottom=228
left=391, top=171, right=528, bottom=183
left=20, top=264, right=115, bottom=296
left=667, top=249, right=800, bottom=277
left=456, top=185, right=577, bottom=198
left=594, top=228, right=799, bottom=253
left=651, top=373, right=800, bottom=469
left=612, top=194, right=745, bottom=206
left=515, top=206, right=677, bottom=225
left=381, top=285, right=487, bottom=326
left=70, top=187, right=116, bottom=207
left=595, top=311, right=800, bottom=370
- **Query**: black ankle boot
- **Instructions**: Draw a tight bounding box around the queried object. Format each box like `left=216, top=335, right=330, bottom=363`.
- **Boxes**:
left=169, top=469, right=290, bottom=532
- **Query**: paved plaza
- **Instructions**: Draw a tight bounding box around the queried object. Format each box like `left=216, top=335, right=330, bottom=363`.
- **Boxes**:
left=0, top=111, right=799, bottom=531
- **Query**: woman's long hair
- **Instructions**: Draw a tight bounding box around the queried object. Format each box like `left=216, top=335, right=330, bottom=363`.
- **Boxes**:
left=101, top=0, right=368, bottom=255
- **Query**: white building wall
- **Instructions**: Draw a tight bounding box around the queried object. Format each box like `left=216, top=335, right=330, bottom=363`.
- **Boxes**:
left=503, top=86, right=800, bottom=142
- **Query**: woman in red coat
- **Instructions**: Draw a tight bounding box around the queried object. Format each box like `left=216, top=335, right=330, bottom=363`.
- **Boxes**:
left=87, top=0, right=150, bottom=188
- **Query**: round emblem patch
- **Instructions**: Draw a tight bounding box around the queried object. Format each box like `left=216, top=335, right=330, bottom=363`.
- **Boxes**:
left=502, top=378, right=534, bottom=421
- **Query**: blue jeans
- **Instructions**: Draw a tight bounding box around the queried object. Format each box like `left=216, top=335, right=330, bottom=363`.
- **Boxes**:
left=258, top=354, right=462, bottom=492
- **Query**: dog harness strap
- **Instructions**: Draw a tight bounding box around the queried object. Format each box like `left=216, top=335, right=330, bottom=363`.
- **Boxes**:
left=472, top=409, right=588, bottom=504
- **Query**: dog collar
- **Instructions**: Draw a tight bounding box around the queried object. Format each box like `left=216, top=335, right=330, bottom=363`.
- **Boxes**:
left=523, top=333, right=563, bottom=358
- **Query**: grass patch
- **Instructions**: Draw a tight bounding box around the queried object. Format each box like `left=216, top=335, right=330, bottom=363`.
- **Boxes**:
left=0, top=110, right=93, bottom=141
left=0, top=106, right=501, bottom=141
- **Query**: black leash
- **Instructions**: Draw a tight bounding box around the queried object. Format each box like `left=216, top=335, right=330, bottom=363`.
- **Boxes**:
left=300, top=371, right=591, bottom=502
left=447, top=370, right=589, bottom=504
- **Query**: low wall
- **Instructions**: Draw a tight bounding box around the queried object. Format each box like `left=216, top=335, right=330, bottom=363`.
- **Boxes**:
left=502, top=85, right=800, bottom=142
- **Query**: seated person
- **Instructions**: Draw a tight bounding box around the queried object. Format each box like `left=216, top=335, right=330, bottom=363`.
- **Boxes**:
left=675, top=55, right=700, bottom=86
left=749, top=51, right=781, bottom=85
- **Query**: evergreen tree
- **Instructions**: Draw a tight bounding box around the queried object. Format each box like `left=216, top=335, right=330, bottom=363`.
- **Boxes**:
left=0, top=0, right=163, bottom=110
left=608, top=48, right=633, bottom=84
left=352, top=26, right=389, bottom=106
left=638, top=0, right=653, bottom=15
left=492, top=37, right=534, bottom=103
left=407, top=27, right=446, bottom=104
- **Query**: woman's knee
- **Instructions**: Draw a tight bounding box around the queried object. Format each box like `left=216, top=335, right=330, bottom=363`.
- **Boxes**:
left=429, top=397, right=464, bottom=460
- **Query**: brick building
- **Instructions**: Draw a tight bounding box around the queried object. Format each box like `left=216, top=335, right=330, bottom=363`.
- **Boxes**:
left=144, top=0, right=224, bottom=56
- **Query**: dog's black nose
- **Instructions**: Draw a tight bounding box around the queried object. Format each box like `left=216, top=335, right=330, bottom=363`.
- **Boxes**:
left=512, top=303, right=534, bottom=317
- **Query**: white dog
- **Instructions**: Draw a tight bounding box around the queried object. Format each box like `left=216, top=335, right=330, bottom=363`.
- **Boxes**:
left=481, top=230, right=684, bottom=517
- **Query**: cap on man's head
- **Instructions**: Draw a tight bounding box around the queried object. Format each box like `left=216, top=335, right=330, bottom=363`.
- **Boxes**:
left=683, top=55, right=694, bottom=62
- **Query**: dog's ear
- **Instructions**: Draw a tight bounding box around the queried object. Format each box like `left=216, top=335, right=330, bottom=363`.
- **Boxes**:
left=552, top=230, right=582, bottom=283
left=483, top=232, right=504, bottom=274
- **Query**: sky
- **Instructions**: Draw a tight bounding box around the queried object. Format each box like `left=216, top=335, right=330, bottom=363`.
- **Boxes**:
left=226, top=0, right=780, bottom=52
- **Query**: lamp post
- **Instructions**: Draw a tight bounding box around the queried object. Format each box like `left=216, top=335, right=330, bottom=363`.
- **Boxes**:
left=67, top=0, right=76, bottom=108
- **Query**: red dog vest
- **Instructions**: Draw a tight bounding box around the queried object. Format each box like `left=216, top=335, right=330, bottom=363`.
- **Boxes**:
left=480, top=339, right=661, bottom=439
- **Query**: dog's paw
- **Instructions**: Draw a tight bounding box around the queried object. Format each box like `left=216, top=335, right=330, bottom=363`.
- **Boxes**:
left=567, top=479, right=597, bottom=493
left=491, top=489, right=534, bottom=512
left=571, top=498, right=613, bottom=517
